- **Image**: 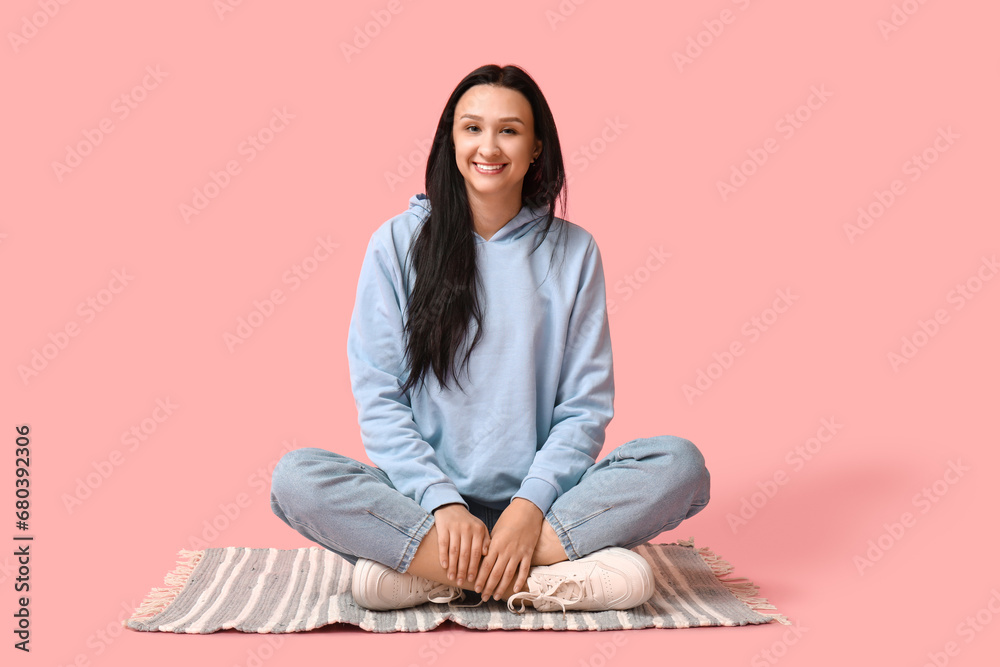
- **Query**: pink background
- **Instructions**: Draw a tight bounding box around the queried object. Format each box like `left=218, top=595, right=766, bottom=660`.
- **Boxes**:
left=3, top=0, right=999, bottom=665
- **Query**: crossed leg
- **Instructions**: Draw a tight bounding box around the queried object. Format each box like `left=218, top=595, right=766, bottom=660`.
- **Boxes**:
left=271, top=435, right=709, bottom=604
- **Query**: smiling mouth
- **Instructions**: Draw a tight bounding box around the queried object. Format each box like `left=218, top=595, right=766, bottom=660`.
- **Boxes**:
left=474, top=163, right=507, bottom=174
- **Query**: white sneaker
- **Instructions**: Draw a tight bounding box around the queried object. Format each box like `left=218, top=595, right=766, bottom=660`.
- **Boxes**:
left=351, top=558, right=463, bottom=611
left=506, top=547, right=654, bottom=614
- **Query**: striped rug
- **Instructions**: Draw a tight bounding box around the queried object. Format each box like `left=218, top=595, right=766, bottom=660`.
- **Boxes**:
left=123, top=539, right=788, bottom=633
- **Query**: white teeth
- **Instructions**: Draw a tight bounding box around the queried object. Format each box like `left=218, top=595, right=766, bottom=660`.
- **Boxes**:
left=476, top=163, right=504, bottom=171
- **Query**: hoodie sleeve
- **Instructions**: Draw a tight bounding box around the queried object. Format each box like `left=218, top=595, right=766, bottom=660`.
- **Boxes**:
left=347, top=233, right=468, bottom=514
left=512, top=236, right=615, bottom=515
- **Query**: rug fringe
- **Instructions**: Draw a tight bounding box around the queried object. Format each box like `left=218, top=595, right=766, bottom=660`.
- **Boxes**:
left=122, top=549, right=205, bottom=627
left=676, top=537, right=791, bottom=626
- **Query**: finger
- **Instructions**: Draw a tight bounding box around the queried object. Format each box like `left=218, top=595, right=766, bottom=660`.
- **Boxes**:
left=456, top=531, right=471, bottom=586
left=478, top=552, right=501, bottom=599
left=474, top=552, right=497, bottom=594
left=437, top=526, right=450, bottom=571
left=481, top=555, right=508, bottom=601
left=474, top=535, right=497, bottom=591
left=512, top=555, right=532, bottom=594
left=493, top=558, right=520, bottom=600
left=467, top=533, right=483, bottom=584
left=448, top=532, right=461, bottom=582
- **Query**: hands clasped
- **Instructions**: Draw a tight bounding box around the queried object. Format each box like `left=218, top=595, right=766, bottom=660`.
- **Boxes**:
left=432, top=498, right=544, bottom=602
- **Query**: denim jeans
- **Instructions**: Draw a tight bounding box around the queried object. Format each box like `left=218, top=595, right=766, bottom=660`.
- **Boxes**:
left=269, top=435, right=710, bottom=573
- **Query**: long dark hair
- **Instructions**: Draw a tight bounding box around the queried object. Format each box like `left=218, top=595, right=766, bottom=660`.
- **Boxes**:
left=399, top=64, right=568, bottom=396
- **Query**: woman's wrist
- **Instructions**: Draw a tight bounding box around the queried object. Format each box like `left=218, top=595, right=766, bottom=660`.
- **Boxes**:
left=433, top=502, right=467, bottom=515
left=508, top=497, right=543, bottom=518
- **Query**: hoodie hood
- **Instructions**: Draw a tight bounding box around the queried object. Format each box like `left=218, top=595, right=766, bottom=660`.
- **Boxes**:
left=407, top=193, right=550, bottom=244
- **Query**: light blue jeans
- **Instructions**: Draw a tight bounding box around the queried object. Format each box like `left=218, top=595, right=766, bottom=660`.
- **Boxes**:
left=269, top=435, right=710, bottom=573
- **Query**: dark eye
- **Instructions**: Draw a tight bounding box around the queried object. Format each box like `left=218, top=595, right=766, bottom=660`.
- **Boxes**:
left=464, top=125, right=516, bottom=134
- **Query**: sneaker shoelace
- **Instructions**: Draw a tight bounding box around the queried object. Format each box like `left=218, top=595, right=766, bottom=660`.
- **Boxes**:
left=506, top=572, right=590, bottom=614
left=447, top=594, right=485, bottom=609
left=421, top=580, right=464, bottom=605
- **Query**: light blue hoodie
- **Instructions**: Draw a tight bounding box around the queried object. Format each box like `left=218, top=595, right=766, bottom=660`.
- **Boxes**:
left=346, top=193, right=614, bottom=516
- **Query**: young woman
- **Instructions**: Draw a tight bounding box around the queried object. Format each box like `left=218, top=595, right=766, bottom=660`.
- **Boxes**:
left=269, top=64, right=711, bottom=614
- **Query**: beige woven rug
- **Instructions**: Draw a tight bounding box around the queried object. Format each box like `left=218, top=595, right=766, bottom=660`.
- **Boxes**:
left=124, top=538, right=788, bottom=633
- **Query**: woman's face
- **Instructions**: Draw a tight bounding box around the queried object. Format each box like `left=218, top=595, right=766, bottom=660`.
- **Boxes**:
left=452, top=84, right=542, bottom=204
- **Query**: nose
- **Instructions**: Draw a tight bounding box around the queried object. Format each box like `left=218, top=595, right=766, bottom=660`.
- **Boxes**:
left=479, top=136, right=501, bottom=159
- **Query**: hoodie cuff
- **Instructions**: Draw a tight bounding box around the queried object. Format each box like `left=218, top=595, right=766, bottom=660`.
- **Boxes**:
left=420, top=483, right=468, bottom=514
left=512, top=477, right=560, bottom=516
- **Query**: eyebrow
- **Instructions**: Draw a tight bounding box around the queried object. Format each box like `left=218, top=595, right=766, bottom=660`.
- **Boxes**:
left=459, top=114, right=525, bottom=125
